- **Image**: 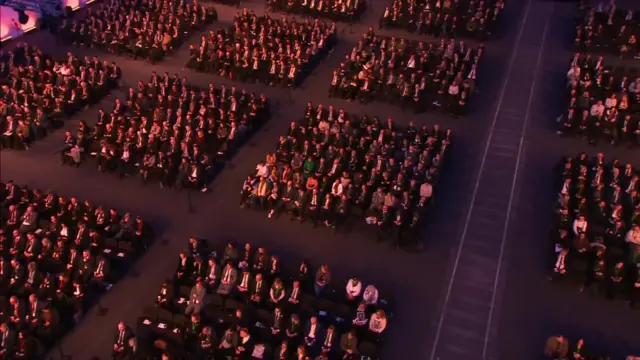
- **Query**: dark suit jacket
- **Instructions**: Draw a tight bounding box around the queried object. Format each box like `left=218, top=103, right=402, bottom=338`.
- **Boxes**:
left=340, top=333, right=358, bottom=354
left=249, top=279, right=267, bottom=300
left=320, top=330, right=339, bottom=351
left=303, top=322, right=324, bottom=344
left=0, top=328, right=17, bottom=354
left=113, top=327, right=134, bottom=347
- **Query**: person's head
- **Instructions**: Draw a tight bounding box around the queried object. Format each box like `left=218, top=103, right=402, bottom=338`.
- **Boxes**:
left=239, top=328, right=249, bottom=338
left=117, top=321, right=125, bottom=332
left=310, top=316, right=317, bottom=325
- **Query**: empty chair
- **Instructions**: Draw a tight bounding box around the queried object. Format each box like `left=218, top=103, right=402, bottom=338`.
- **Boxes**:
left=256, top=309, right=272, bottom=326
left=142, top=305, right=158, bottom=321
left=157, top=307, right=174, bottom=325
left=179, top=285, right=192, bottom=298
left=119, top=241, right=134, bottom=254
left=210, top=293, right=224, bottom=309
left=315, top=298, right=333, bottom=313
left=174, top=314, right=189, bottom=329
left=358, top=341, right=380, bottom=359
left=225, top=298, right=242, bottom=313
left=331, top=303, right=351, bottom=330
left=105, top=237, right=118, bottom=250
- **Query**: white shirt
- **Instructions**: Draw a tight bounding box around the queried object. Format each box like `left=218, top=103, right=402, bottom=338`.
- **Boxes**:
left=626, top=229, right=640, bottom=246
left=572, top=219, right=588, bottom=236
left=346, top=279, right=362, bottom=297
left=589, top=104, right=604, bottom=117
left=256, top=164, right=269, bottom=178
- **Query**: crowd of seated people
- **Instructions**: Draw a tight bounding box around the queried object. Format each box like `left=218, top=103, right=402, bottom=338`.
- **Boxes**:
left=0, top=44, right=121, bottom=151
left=240, top=103, right=451, bottom=248
left=380, top=0, right=504, bottom=40
left=542, top=335, right=639, bottom=359
left=186, top=11, right=337, bottom=88
left=574, top=3, right=639, bottom=59
left=126, top=238, right=392, bottom=359
left=267, top=0, right=367, bottom=22
left=329, top=29, right=482, bottom=115
left=60, top=0, right=217, bottom=64
left=0, top=181, right=153, bottom=357
left=60, top=72, right=271, bottom=193
left=558, top=53, right=640, bottom=147
left=549, top=154, right=640, bottom=308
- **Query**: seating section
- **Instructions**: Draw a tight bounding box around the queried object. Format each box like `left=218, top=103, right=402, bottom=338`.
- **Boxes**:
left=328, top=30, right=482, bottom=115
left=380, top=0, right=504, bottom=39
left=134, top=239, right=393, bottom=359
left=60, top=73, right=272, bottom=192
left=61, top=0, right=218, bottom=63
left=0, top=181, right=154, bottom=358
left=0, top=44, right=121, bottom=151
left=559, top=53, right=640, bottom=146
left=186, top=11, right=337, bottom=88
left=240, top=104, right=450, bottom=246
left=574, top=5, right=640, bottom=59
left=542, top=335, right=635, bottom=359
left=550, top=154, right=640, bottom=305
left=267, top=0, right=367, bottom=22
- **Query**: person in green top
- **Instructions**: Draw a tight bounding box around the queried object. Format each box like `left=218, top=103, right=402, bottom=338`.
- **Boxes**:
left=303, top=156, right=316, bottom=178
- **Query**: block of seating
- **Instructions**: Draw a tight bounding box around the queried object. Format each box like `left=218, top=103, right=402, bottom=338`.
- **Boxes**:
left=266, top=0, right=367, bottom=22
left=543, top=335, right=625, bottom=359
left=574, top=5, right=639, bottom=59
left=558, top=53, right=640, bottom=147
left=329, top=30, right=481, bottom=115
left=549, top=154, right=640, bottom=307
left=0, top=44, right=121, bottom=151
left=0, top=181, right=154, bottom=358
left=186, top=11, right=337, bottom=88
left=239, top=103, right=451, bottom=247
left=380, top=0, right=504, bottom=40
left=60, top=0, right=218, bottom=64
left=60, top=72, right=271, bottom=192
left=130, top=238, right=393, bottom=360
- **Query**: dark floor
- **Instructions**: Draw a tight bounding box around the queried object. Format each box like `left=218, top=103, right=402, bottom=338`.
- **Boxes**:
left=1, top=0, right=639, bottom=359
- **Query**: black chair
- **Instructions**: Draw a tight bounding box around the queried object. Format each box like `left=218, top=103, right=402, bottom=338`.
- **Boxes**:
left=225, top=298, right=241, bottom=313
left=143, top=305, right=158, bottom=321
left=256, top=309, right=271, bottom=325
left=358, top=341, right=380, bottom=359
left=331, top=303, right=351, bottom=331
left=174, top=314, right=190, bottom=329
left=179, top=285, right=192, bottom=298
left=157, top=307, right=174, bottom=325
left=119, top=241, right=134, bottom=254
left=210, top=293, right=224, bottom=309
left=105, top=237, right=118, bottom=249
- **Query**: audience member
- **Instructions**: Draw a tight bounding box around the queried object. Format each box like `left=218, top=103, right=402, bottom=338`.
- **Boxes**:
left=267, top=0, right=366, bottom=22
left=0, top=181, right=152, bottom=354
left=0, top=44, right=120, bottom=150
left=241, top=104, right=451, bottom=247
left=380, top=0, right=504, bottom=40
left=61, top=0, right=217, bottom=63
left=550, top=154, right=639, bottom=307
left=65, top=72, right=271, bottom=192
left=186, top=10, right=337, bottom=88
left=558, top=53, right=640, bottom=147
left=574, top=4, right=640, bottom=59
left=329, top=29, right=482, bottom=115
